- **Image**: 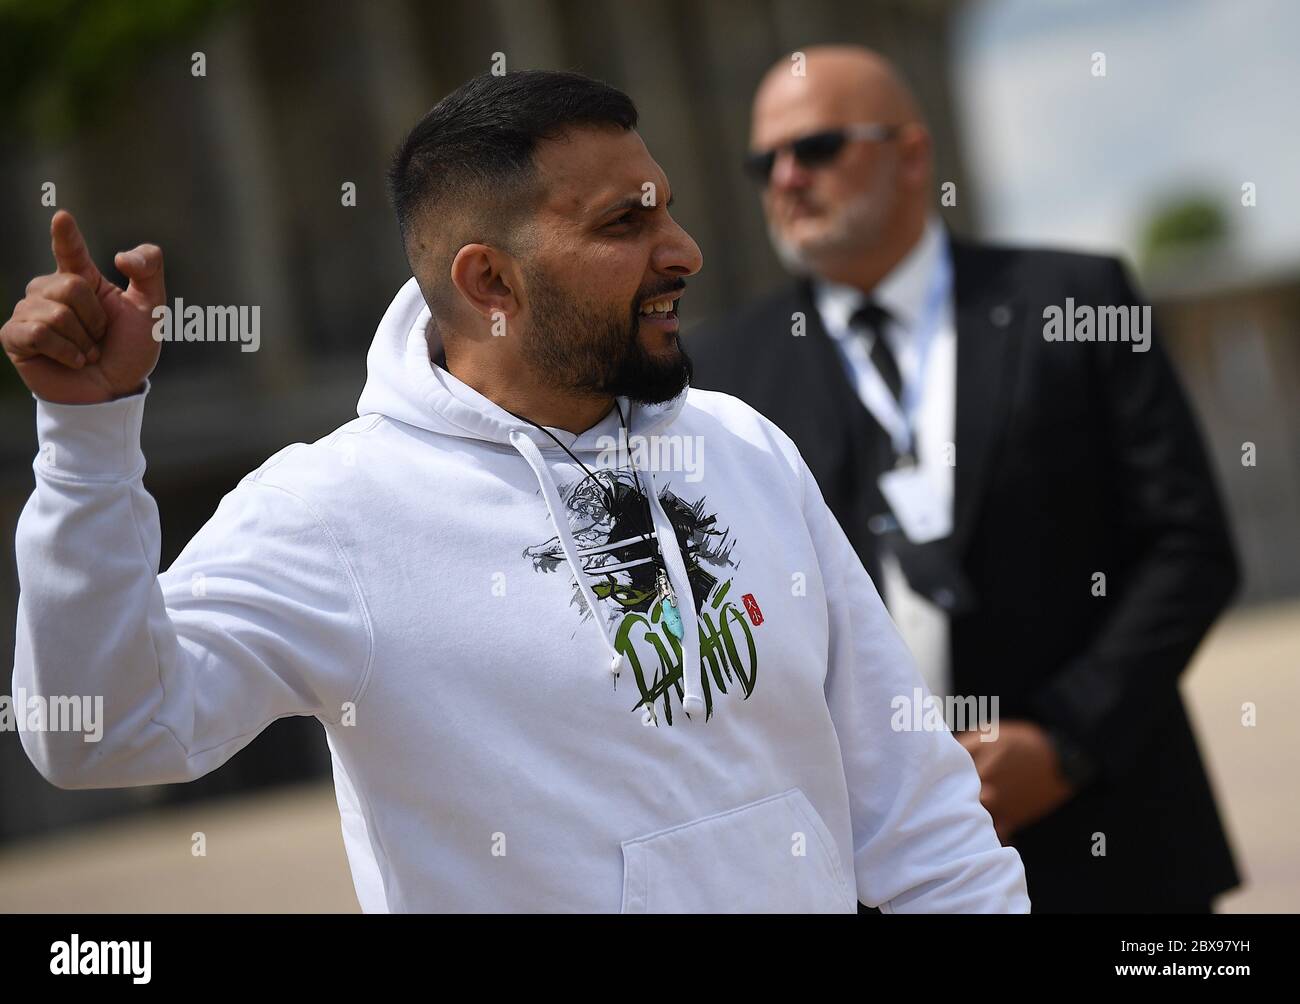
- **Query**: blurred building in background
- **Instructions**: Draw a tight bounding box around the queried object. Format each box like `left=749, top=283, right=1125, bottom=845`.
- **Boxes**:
left=0, top=0, right=1295, bottom=879
left=1148, top=256, right=1300, bottom=602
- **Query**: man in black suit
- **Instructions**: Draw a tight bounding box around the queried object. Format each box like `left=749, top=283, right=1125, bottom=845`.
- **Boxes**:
left=689, top=45, right=1241, bottom=912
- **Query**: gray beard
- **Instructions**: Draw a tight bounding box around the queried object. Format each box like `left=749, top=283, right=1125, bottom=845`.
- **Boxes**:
left=766, top=176, right=898, bottom=276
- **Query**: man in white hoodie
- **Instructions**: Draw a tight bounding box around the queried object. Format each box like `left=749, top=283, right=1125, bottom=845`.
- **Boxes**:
left=4, top=70, right=1028, bottom=913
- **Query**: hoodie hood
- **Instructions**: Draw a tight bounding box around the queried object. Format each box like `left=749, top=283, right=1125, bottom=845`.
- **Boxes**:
left=357, top=277, right=686, bottom=450
left=356, top=277, right=705, bottom=720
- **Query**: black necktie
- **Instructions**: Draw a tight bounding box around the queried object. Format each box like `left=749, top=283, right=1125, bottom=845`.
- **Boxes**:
left=849, top=301, right=903, bottom=406
left=848, top=302, right=973, bottom=615
left=849, top=300, right=911, bottom=466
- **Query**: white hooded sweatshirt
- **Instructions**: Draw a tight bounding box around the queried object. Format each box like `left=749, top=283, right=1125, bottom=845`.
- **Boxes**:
left=13, top=277, right=1029, bottom=913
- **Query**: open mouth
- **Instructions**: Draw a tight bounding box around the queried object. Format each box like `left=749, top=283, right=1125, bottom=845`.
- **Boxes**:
left=638, top=294, right=681, bottom=321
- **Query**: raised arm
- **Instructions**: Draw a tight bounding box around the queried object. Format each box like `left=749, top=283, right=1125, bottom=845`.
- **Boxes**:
left=5, top=213, right=371, bottom=789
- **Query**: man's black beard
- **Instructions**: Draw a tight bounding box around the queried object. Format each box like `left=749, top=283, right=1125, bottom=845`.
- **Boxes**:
left=522, top=271, right=692, bottom=406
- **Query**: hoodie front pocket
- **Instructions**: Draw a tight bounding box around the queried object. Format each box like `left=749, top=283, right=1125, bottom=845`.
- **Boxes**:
left=619, top=787, right=856, bottom=913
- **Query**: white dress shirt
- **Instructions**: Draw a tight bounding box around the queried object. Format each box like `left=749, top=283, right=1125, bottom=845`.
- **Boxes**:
left=813, top=215, right=957, bottom=698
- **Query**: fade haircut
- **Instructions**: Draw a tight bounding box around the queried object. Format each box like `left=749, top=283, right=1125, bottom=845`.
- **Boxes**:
left=387, top=70, right=639, bottom=320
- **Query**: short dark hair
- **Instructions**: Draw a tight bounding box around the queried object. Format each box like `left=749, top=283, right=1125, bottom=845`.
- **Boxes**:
left=387, top=70, right=638, bottom=314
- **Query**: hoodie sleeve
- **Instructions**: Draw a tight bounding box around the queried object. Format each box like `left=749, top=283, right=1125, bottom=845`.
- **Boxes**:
left=795, top=448, right=1031, bottom=913
left=12, top=382, right=373, bottom=790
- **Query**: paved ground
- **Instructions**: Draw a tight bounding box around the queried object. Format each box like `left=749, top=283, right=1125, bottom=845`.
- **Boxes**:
left=1, top=599, right=1295, bottom=913
left=1182, top=599, right=1300, bottom=913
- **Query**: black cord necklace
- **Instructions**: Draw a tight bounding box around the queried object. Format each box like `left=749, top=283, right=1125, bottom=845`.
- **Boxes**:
left=514, top=400, right=685, bottom=639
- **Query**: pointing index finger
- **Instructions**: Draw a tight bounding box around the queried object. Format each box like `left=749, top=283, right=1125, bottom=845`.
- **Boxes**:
left=50, top=210, right=103, bottom=290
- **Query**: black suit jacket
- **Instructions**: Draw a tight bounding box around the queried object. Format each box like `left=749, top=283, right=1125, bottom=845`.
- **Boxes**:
left=688, top=237, right=1241, bottom=912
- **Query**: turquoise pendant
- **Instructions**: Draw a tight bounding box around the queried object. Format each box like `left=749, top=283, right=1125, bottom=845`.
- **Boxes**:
left=655, top=569, right=685, bottom=639
left=660, top=597, right=684, bottom=639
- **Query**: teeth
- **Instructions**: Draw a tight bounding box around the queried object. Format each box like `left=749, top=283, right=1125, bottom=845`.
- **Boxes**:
left=640, top=298, right=677, bottom=315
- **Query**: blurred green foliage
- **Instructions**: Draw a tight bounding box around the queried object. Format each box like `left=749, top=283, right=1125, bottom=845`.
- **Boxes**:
left=0, top=0, right=237, bottom=142
left=1140, top=194, right=1229, bottom=269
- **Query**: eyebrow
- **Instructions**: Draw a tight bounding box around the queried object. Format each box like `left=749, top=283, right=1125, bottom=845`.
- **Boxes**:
left=595, top=191, right=675, bottom=219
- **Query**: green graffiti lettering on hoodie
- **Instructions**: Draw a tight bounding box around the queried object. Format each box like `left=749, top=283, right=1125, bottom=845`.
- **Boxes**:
left=614, top=578, right=757, bottom=724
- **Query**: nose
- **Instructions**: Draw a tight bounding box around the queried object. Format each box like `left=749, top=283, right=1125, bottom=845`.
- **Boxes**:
left=769, top=148, right=812, bottom=192
left=654, top=215, right=704, bottom=279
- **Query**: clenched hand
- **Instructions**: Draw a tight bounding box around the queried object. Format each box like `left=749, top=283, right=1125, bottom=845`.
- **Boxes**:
left=2, top=210, right=166, bottom=405
left=957, top=720, right=1078, bottom=844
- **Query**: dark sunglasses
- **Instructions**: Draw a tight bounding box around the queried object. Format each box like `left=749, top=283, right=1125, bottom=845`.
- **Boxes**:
left=743, top=123, right=901, bottom=183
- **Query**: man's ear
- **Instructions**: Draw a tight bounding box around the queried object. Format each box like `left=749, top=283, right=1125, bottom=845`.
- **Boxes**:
left=450, top=244, right=521, bottom=322
left=898, top=123, right=933, bottom=190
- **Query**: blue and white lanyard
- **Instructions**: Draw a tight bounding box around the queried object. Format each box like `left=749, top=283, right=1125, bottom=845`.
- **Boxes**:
left=842, top=243, right=952, bottom=458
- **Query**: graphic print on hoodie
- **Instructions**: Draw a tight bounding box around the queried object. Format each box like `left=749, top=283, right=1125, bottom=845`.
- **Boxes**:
left=523, top=468, right=762, bottom=725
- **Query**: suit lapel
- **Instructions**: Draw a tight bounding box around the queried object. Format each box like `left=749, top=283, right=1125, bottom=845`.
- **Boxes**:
left=951, top=240, right=1024, bottom=557
left=761, top=281, right=890, bottom=565
left=765, top=280, right=881, bottom=470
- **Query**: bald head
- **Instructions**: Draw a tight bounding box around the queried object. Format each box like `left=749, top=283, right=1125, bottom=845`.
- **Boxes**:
left=748, top=45, right=933, bottom=290
left=752, top=46, right=924, bottom=149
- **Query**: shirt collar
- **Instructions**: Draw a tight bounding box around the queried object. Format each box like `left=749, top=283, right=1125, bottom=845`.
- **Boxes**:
left=813, top=214, right=948, bottom=340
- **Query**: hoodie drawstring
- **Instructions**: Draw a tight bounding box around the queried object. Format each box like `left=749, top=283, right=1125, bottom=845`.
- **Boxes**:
left=507, top=427, right=704, bottom=721
left=641, top=465, right=705, bottom=719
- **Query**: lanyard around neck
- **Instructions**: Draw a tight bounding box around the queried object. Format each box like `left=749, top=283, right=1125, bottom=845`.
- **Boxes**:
left=844, top=241, right=951, bottom=457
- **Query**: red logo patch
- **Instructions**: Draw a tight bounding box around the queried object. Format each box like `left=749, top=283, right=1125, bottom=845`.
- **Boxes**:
left=742, top=593, right=764, bottom=626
